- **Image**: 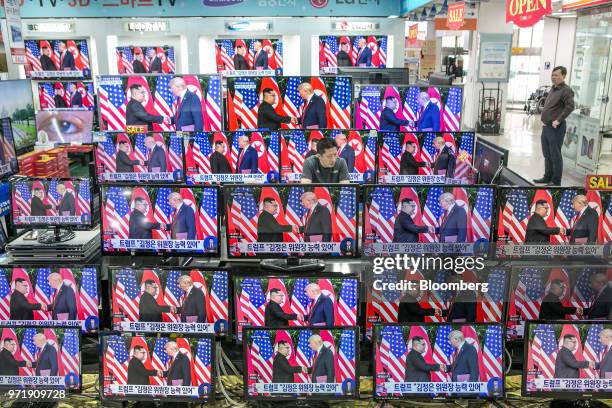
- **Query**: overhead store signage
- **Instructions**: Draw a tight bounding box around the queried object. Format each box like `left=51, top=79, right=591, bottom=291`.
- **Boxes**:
left=332, top=21, right=380, bottom=31
left=0, top=0, right=401, bottom=18
left=225, top=21, right=272, bottom=32
left=446, top=2, right=465, bottom=30
left=3, top=0, right=26, bottom=64
left=408, top=24, right=418, bottom=44
left=562, top=0, right=610, bottom=10
left=125, top=21, right=168, bottom=32
left=26, top=22, right=74, bottom=33
left=506, top=0, right=552, bottom=27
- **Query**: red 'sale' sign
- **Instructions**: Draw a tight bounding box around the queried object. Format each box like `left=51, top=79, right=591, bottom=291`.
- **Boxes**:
left=408, top=24, right=418, bottom=44
left=506, top=0, right=552, bottom=28
left=446, top=2, right=465, bottom=30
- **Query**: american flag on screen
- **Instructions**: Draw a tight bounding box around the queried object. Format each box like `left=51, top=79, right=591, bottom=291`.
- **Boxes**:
left=46, top=181, right=60, bottom=215
left=229, top=133, right=240, bottom=171
left=239, top=279, right=266, bottom=327
left=153, top=75, right=174, bottom=131
left=583, top=324, right=604, bottom=379
left=52, top=41, right=61, bottom=69
left=323, top=36, right=338, bottom=67
left=378, top=36, right=387, bottom=67
left=120, top=48, right=134, bottom=74
left=210, top=272, right=228, bottom=322
left=432, top=325, right=453, bottom=382
left=379, top=326, right=407, bottom=382
left=602, top=199, right=612, bottom=243
left=14, top=181, right=32, bottom=216
left=60, top=330, right=79, bottom=376
left=105, top=336, right=129, bottom=385
left=205, top=76, right=222, bottom=131
left=164, top=270, right=184, bottom=323
left=219, top=40, right=235, bottom=70
left=96, top=134, right=117, bottom=173
left=99, top=79, right=127, bottom=131
left=285, top=187, right=306, bottom=243
left=0, top=271, right=10, bottom=321
left=363, top=135, right=377, bottom=173
left=194, top=338, right=212, bottom=385
left=286, top=131, right=308, bottom=174
left=33, top=268, right=53, bottom=320
left=116, top=269, right=140, bottom=322
left=472, top=187, right=493, bottom=241
left=336, top=187, right=356, bottom=241
left=295, top=329, right=313, bottom=383
left=230, top=188, right=258, bottom=244
left=26, top=41, right=43, bottom=71
left=104, top=187, right=130, bottom=239
left=454, top=133, right=474, bottom=178
left=274, top=41, right=283, bottom=69
left=403, top=87, right=421, bottom=129
left=80, top=267, right=98, bottom=321
left=133, top=134, right=148, bottom=172
left=553, top=190, right=577, bottom=244
left=283, top=77, right=305, bottom=129
left=532, top=324, right=557, bottom=379
left=502, top=189, right=530, bottom=243
left=515, top=268, right=544, bottom=320
left=76, top=181, right=90, bottom=217
left=168, top=135, right=183, bottom=172
left=331, top=77, right=351, bottom=129
left=200, top=188, right=218, bottom=241
left=21, top=328, right=37, bottom=376
left=429, top=271, right=452, bottom=318
left=338, top=330, right=355, bottom=382
left=570, top=268, right=595, bottom=315
left=251, top=331, right=274, bottom=383
left=247, top=41, right=256, bottom=68
left=337, top=279, right=357, bottom=326
left=150, top=337, right=169, bottom=385
left=350, top=37, right=362, bottom=64
left=423, top=187, right=443, bottom=242
left=40, top=84, right=55, bottom=109
left=380, top=135, right=402, bottom=176
left=192, top=133, right=212, bottom=174
left=369, top=187, right=395, bottom=243
left=358, top=87, right=382, bottom=130
left=165, top=48, right=175, bottom=73
left=371, top=269, right=400, bottom=323
left=79, top=83, right=94, bottom=109
left=267, top=132, right=280, bottom=172
left=481, top=269, right=505, bottom=322
left=233, top=78, right=259, bottom=129
left=442, top=88, right=462, bottom=131
left=420, top=132, right=437, bottom=172
left=483, top=325, right=503, bottom=379
left=153, top=187, right=172, bottom=240
left=78, top=41, right=90, bottom=70
left=290, top=278, right=310, bottom=325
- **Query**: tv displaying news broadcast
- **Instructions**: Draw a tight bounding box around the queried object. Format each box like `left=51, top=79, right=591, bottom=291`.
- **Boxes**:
left=110, top=267, right=229, bottom=335
left=363, top=185, right=494, bottom=256
left=11, top=178, right=92, bottom=228
left=524, top=322, right=611, bottom=398
left=373, top=323, right=504, bottom=399
left=356, top=85, right=462, bottom=132
left=225, top=185, right=358, bottom=257
left=24, top=39, right=91, bottom=79
left=0, top=326, right=81, bottom=391
left=506, top=266, right=612, bottom=341
left=95, top=132, right=185, bottom=183
left=234, top=275, right=358, bottom=342
left=184, top=131, right=280, bottom=184
left=116, top=46, right=175, bottom=74
left=36, top=82, right=95, bottom=110
left=101, top=333, right=213, bottom=402
left=0, top=266, right=99, bottom=331
left=225, top=76, right=352, bottom=131
left=100, top=185, right=219, bottom=254
left=319, top=35, right=388, bottom=74
left=0, top=80, right=36, bottom=153
left=244, top=327, right=358, bottom=400
left=35, top=110, right=94, bottom=144
left=280, top=129, right=377, bottom=183
left=365, top=268, right=508, bottom=339
left=0, top=119, right=19, bottom=179
left=497, top=187, right=611, bottom=257
left=216, top=39, right=283, bottom=74
left=378, top=132, right=475, bottom=183
left=97, top=74, right=222, bottom=132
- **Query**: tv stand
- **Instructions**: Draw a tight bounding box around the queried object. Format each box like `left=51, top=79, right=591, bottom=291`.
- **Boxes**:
left=260, top=257, right=325, bottom=272
left=551, top=400, right=609, bottom=408
left=34, top=226, right=75, bottom=244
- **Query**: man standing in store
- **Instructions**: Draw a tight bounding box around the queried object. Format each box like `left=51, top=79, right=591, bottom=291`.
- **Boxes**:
left=534, top=66, right=575, bottom=186
left=300, top=138, right=349, bottom=184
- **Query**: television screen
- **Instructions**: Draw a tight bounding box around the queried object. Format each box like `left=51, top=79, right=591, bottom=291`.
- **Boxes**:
left=0, top=326, right=81, bottom=391
left=225, top=76, right=352, bottom=131
left=97, top=74, right=222, bottom=132
left=36, top=81, right=95, bottom=110
left=94, top=132, right=185, bottom=183
left=497, top=187, right=611, bottom=257
left=244, top=327, right=358, bottom=400
left=365, top=268, right=508, bottom=339
left=110, top=267, right=229, bottom=335
left=116, top=46, right=175, bottom=74
left=225, top=184, right=358, bottom=257
left=184, top=131, right=280, bottom=184
left=0, top=80, right=36, bottom=153
left=355, top=85, right=462, bottom=132
left=11, top=178, right=92, bottom=228
left=524, top=322, right=611, bottom=398
left=101, top=332, right=214, bottom=402
left=373, top=323, right=504, bottom=399
left=216, top=39, right=283, bottom=74
left=0, top=181, right=11, bottom=216
left=280, top=129, right=377, bottom=183
left=24, top=39, right=91, bottom=80
left=0, top=118, right=19, bottom=179
left=319, top=35, right=388, bottom=74
left=234, top=275, right=358, bottom=342
left=378, top=132, right=475, bottom=183
left=363, top=185, right=494, bottom=256
left=474, top=139, right=507, bottom=184
left=100, top=185, right=219, bottom=255
left=0, top=266, right=99, bottom=332
left=35, top=110, right=94, bottom=144
left=506, top=266, right=612, bottom=341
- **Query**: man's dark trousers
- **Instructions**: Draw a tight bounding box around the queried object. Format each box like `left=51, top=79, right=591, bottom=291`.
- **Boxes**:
left=541, top=121, right=566, bottom=185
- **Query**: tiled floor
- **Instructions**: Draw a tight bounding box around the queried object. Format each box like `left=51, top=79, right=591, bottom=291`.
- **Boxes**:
left=479, top=111, right=611, bottom=187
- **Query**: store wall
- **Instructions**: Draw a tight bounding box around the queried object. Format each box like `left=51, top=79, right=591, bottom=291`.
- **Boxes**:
left=539, top=17, right=576, bottom=87
left=8, top=17, right=406, bottom=78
